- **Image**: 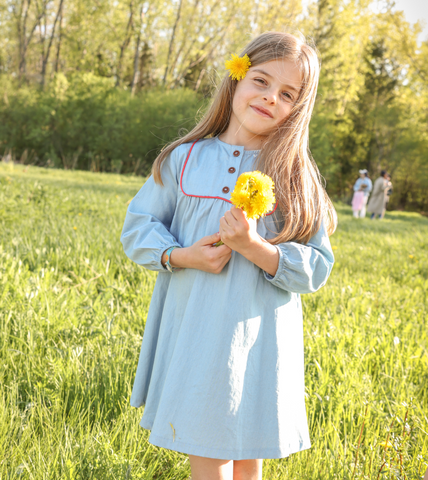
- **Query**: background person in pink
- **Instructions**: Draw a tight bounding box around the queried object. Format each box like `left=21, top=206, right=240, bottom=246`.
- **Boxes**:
left=352, top=169, right=372, bottom=218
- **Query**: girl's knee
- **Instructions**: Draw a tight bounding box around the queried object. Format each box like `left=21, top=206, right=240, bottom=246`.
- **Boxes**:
left=233, top=459, right=263, bottom=480
left=189, top=455, right=233, bottom=480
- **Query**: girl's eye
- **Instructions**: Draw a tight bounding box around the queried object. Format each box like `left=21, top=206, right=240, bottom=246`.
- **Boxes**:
left=254, top=78, right=267, bottom=85
left=254, top=78, right=294, bottom=102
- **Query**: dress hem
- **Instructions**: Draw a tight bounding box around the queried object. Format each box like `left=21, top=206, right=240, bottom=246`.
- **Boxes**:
left=145, top=431, right=310, bottom=460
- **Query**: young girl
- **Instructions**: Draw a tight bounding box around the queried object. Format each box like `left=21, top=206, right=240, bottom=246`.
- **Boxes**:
left=121, top=31, right=337, bottom=480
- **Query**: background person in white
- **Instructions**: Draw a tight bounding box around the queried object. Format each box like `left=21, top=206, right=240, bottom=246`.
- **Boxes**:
left=368, top=170, right=389, bottom=220
left=352, top=169, right=372, bottom=218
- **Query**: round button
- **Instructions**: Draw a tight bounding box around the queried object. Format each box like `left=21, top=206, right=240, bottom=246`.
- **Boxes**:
left=222, top=186, right=230, bottom=194
left=228, top=167, right=236, bottom=173
left=233, top=150, right=240, bottom=157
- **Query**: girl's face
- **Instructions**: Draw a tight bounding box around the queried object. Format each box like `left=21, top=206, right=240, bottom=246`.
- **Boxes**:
left=228, top=58, right=302, bottom=147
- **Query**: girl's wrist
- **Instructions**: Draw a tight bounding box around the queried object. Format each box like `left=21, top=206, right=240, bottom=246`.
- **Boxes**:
left=239, top=235, right=279, bottom=277
left=233, top=234, right=263, bottom=257
left=168, top=246, right=192, bottom=269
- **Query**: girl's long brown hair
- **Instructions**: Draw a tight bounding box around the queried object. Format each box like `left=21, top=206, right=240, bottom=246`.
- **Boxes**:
left=152, top=31, right=337, bottom=244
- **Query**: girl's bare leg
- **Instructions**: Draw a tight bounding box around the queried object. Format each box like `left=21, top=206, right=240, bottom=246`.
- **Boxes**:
left=189, top=455, right=233, bottom=480
left=233, top=459, right=263, bottom=480
left=188, top=455, right=262, bottom=480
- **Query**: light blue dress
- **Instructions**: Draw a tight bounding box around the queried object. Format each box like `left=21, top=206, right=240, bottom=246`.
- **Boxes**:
left=120, top=137, right=335, bottom=460
left=353, top=177, right=373, bottom=197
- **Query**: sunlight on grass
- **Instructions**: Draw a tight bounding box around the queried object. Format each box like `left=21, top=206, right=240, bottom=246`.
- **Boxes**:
left=1, top=162, right=427, bottom=479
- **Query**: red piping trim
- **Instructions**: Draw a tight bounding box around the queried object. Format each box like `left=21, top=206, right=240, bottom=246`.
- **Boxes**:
left=180, top=139, right=278, bottom=217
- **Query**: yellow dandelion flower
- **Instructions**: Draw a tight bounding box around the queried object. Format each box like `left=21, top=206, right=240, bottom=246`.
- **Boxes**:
left=332, top=245, right=338, bottom=250
left=408, top=254, right=414, bottom=259
left=225, top=54, right=251, bottom=81
left=230, top=171, right=275, bottom=219
left=73, top=226, right=77, bottom=230
left=229, top=190, right=249, bottom=209
left=379, top=441, right=393, bottom=449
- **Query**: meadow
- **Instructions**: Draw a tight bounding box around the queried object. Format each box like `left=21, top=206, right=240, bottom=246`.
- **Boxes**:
left=0, top=161, right=427, bottom=480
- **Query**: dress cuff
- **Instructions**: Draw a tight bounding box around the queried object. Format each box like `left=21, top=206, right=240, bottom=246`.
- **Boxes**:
left=263, top=245, right=284, bottom=284
left=159, top=243, right=182, bottom=272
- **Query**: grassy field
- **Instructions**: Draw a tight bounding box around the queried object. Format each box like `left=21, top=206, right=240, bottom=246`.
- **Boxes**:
left=0, top=161, right=427, bottom=480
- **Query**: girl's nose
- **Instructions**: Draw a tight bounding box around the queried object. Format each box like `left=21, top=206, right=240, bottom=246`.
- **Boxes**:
left=263, top=91, right=277, bottom=105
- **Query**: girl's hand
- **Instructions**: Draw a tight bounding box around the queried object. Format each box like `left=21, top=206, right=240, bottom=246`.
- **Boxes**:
left=166, top=233, right=232, bottom=274
left=219, top=207, right=280, bottom=277
left=219, top=207, right=259, bottom=254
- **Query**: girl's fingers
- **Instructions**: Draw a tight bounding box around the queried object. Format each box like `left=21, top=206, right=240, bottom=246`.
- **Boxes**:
left=225, top=209, right=243, bottom=225
left=204, top=232, right=221, bottom=244
left=230, top=206, right=248, bottom=223
left=216, top=244, right=232, bottom=255
left=222, top=212, right=233, bottom=226
left=219, top=216, right=231, bottom=233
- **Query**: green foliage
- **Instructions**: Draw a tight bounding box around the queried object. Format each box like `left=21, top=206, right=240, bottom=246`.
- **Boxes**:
left=0, top=74, right=206, bottom=174
left=318, top=37, right=428, bottom=211
left=304, top=3, right=428, bottom=212
left=1, top=163, right=427, bottom=479
left=1, top=0, right=428, bottom=211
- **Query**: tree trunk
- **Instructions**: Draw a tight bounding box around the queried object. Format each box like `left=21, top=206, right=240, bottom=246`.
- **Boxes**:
left=130, top=6, right=144, bottom=96
left=167, top=0, right=210, bottom=83
left=18, top=0, right=31, bottom=80
left=41, top=0, right=64, bottom=87
left=54, top=5, right=63, bottom=72
left=17, top=0, right=46, bottom=82
left=163, top=0, right=183, bottom=85
left=195, top=68, right=205, bottom=91
left=115, top=1, right=134, bottom=88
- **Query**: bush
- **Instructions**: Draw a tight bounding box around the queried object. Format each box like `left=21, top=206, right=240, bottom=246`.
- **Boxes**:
left=0, top=74, right=206, bottom=174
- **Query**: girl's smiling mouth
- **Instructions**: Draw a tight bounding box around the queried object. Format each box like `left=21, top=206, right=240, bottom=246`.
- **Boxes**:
left=250, top=105, right=274, bottom=118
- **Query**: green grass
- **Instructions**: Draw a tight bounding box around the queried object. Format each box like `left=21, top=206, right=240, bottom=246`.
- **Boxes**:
left=1, top=161, right=427, bottom=480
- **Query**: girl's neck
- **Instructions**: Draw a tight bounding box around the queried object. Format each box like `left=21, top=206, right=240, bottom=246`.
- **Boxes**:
left=219, top=119, right=266, bottom=151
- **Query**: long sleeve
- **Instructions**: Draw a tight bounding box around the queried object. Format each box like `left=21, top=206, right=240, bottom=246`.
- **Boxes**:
left=120, top=151, right=182, bottom=272
left=262, top=222, right=334, bottom=294
left=366, top=178, right=373, bottom=193
left=354, top=177, right=372, bottom=195
left=353, top=179, right=361, bottom=192
left=372, top=178, right=385, bottom=197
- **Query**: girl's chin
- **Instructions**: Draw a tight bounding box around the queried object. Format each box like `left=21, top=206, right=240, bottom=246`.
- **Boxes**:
left=231, top=114, right=274, bottom=138
left=244, top=122, right=274, bottom=138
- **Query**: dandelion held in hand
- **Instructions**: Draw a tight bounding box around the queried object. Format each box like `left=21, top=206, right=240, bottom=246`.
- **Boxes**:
left=231, top=171, right=275, bottom=219
left=215, top=171, right=276, bottom=246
